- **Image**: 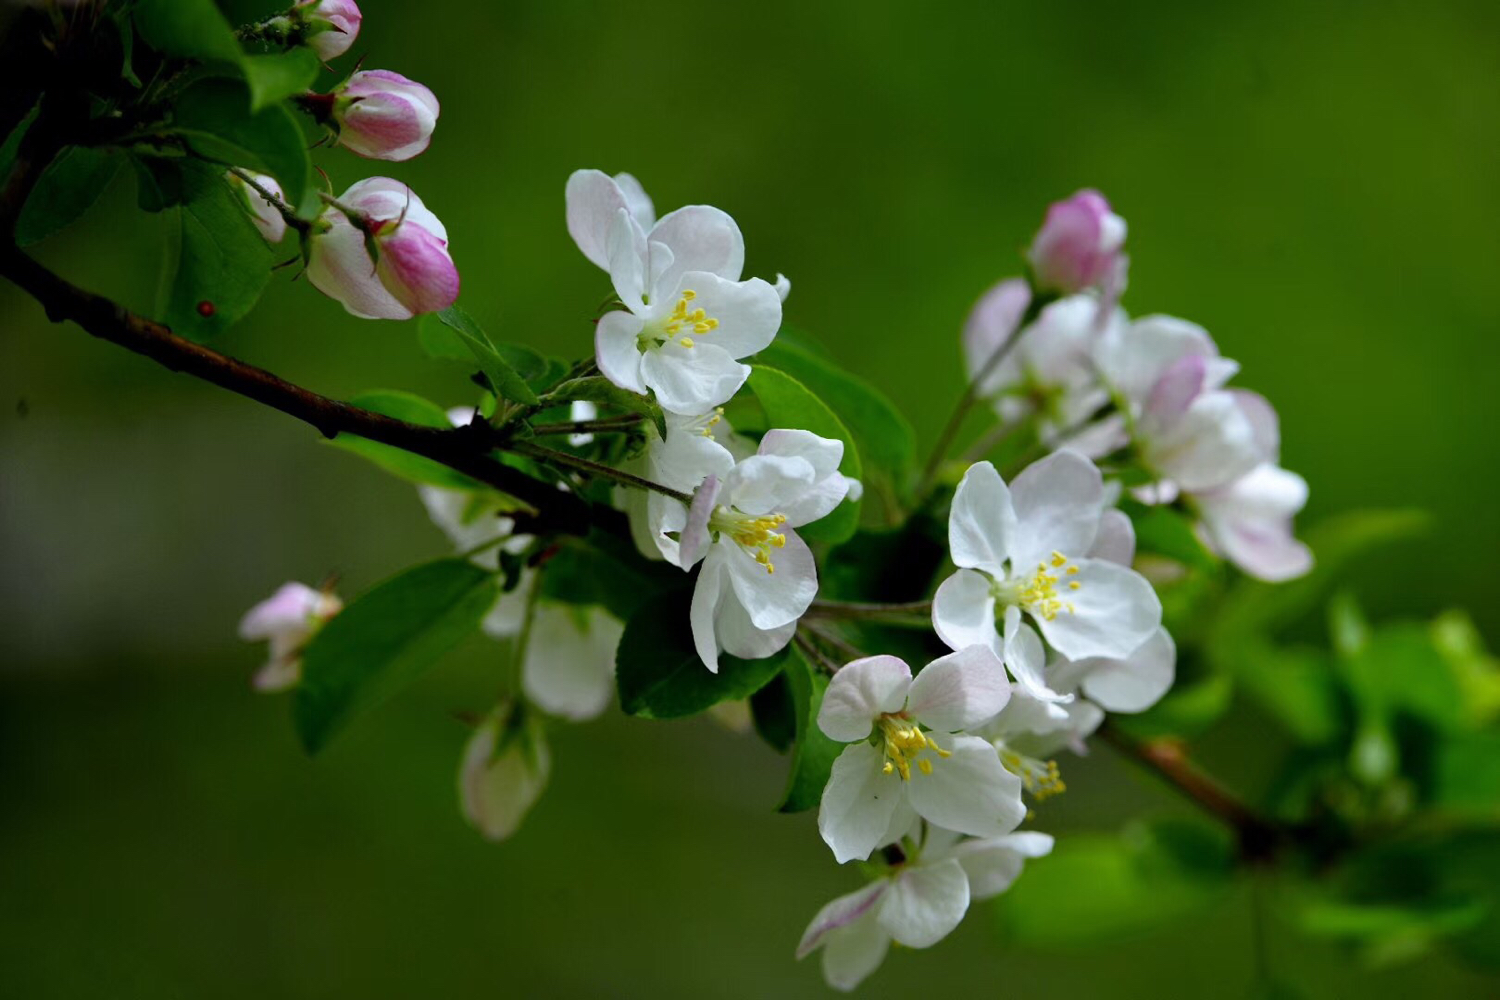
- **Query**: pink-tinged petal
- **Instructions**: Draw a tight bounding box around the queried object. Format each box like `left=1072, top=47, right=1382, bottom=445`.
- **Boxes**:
left=948, top=461, right=1017, bottom=577
left=819, top=905, right=890, bottom=992
left=907, top=645, right=1011, bottom=733
left=1100, top=314, right=1220, bottom=405
left=1196, top=464, right=1311, bottom=581
left=239, top=582, right=323, bottom=640
left=1144, top=354, right=1207, bottom=426
left=877, top=858, right=970, bottom=949
left=337, top=71, right=439, bottom=161
left=1033, top=557, right=1161, bottom=661
left=950, top=831, right=1054, bottom=900
left=931, top=569, right=1002, bottom=658
left=648, top=204, right=745, bottom=290
left=341, top=177, right=445, bottom=240
left=819, top=655, right=913, bottom=741
left=565, top=169, right=631, bottom=270
left=1075, top=626, right=1176, bottom=713
left=298, top=0, right=361, bottom=60
left=1007, top=449, right=1105, bottom=571
left=818, top=742, right=908, bottom=864
left=306, top=213, right=409, bottom=319
left=376, top=223, right=459, bottom=315
left=1231, top=389, right=1281, bottom=462
left=797, top=881, right=889, bottom=959
left=962, top=278, right=1032, bottom=397
left=1026, top=189, right=1126, bottom=294
left=594, top=310, right=648, bottom=395
left=678, top=474, right=721, bottom=570
left=905, top=734, right=1026, bottom=838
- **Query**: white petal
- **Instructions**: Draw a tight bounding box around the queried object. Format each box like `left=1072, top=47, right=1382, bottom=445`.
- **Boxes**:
left=1076, top=626, right=1176, bottom=713
left=564, top=168, right=627, bottom=270
left=757, top=428, right=843, bottom=481
left=612, top=171, right=655, bottom=229
left=777, top=473, right=851, bottom=529
left=594, top=310, right=647, bottom=395
left=773, top=272, right=792, bottom=301
left=239, top=582, right=323, bottom=640
left=877, top=858, right=971, bottom=949
left=689, top=549, right=727, bottom=672
left=480, top=586, right=529, bottom=639
left=905, top=734, right=1026, bottom=838
left=931, top=569, right=1002, bottom=658
left=722, top=454, right=816, bottom=514
left=648, top=204, right=745, bottom=289
left=305, top=213, right=410, bottom=320
left=1033, top=557, right=1161, bottom=661
left=818, top=655, right=914, bottom=741
left=650, top=418, right=737, bottom=491
left=819, top=909, right=890, bottom=992
left=716, top=600, right=797, bottom=661
left=1089, top=508, right=1136, bottom=565
left=948, top=461, right=1017, bottom=577
left=252, top=655, right=301, bottom=692
left=1003, top=610, right=1072, bottom=704
left=951, top=832, right=1054, bottom=900
left=907, top=645, right=1012, bottom=733
left=819, top=742, right=908, bottom=864
left=1007, top=450, right=1104, bottom=571
left=723, top=527, right=817, bottom=629
left=521, top=605, right=622, bottom=721
left=667, top=270, right=782, bottom=359
left=1102, top=314, right=1219, bottom=404
left=604, top=208, right=649, bottom=309
left=797, top=881, right=888, bottom=959
left=457, top=715, right=550, bottom=842
left=962, top=278, right=1032, bottom=397
left=639, top=340, right=749, bottom=416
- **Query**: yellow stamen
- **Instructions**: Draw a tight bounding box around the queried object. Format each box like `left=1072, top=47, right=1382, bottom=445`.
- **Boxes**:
left=709, top=506, right=789, bottom=574
left=1000, top=748, right=1067, bottom=801
left=679, top=337, right=695, bottom=348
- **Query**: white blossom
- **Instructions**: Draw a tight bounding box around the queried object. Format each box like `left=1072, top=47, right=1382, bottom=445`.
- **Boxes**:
left=237, top=581, right=342, bottom=692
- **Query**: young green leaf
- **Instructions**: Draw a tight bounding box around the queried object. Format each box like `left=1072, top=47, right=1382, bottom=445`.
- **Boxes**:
left=171, top=78, right=313, bottom=215
left=241, top=49, right=322, bottom=111
left=431, top=306, right=544, bottom=405
left=745, top=366, right=863, bottom=544
left=155, top=169, right=273, bottom=342
left=749, top=672, right=796, bottom=753
left=327, top=390, right=481, bottom=489
left=134, top=0, right=242, bottom=64
left=615, top=587, right=788, bottom=719
left=294, top=559, right=498, bottom=753
left=15, top=146, right=123, bottom=247
left=776, top=646, right=844, bottom=812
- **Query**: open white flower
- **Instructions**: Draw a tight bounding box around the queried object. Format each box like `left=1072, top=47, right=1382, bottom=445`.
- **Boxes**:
left=1194, top=463, right=1312, bottom=582
left=933, top=453, right=1162, bottom=705
left=566, top=169, right=783, bottom=415
left=678, top=429, right=857, bottom=671
left=816, top=649, right=1021, bottom=864
left=622, top=408, right=747, bottom=563
left=519, top=604, right=622, bottom=722
left=798, top=825, right=1052, bottom=991
left=237, top=581, right=342, bottom=692
left=458, top=701, right=550, bottom=842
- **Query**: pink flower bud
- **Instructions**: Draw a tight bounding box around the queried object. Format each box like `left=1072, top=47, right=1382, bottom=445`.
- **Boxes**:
left=306, top=177, right=459, bottom=319
left=332, top=70, right=440, bottom=162
left=296, top=0, right=362, bottom=61
left=224, top=170, right=287, bottom=244
left=1027, top=189, right=1127, bottom=295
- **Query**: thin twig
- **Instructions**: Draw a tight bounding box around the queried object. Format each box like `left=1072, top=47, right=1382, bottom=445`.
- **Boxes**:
left=792, top=629, right=844, bottom=677
left=509, top=440, right=692, bottom=503
left=527, top=415, right=644, bottom=437
left=801, top=622, right=867, bottom=664
left=805, top=598, right=934, bottom=625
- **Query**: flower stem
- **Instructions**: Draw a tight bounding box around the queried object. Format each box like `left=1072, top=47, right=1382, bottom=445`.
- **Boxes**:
left=804, top=598, right=933, bottom=626
left=792, top=629, right=845, bottom=676
left=508, top=440, right=691, bottom=503
left=527, top=415, right=643, bottom=437
left=228, top=167, right=309, bottom=232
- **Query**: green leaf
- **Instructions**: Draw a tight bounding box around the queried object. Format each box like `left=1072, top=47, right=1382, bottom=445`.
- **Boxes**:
left=14, top=146, right=123, bottom=246
left=154, top=165, right=272, bottom=342
left=1232, top=643, right=1346, bottom=746
left=745, top=366, right=863, bottom=544
left=776, top=646, right=844, bottom=812
left=294, top=559, right=498, bottom=753
left=749, top=672, right=795, bottom=753
left=615, top=587, right=787, bottom=719
left=754, top=339, right=915, bottom=519
left=327, top=390, right=480, bottom=489
left=241, top=49, right=321, bottom=111
left=544, top=376, right=666, bottom=439
left=113, top=10, right=142, bottom=87
left=537, top=530, right=682, bottom=622
left=994, top=819, right=1234, bottom=947
left=431, top=306, right=539, bottom=405
left=134, top=0, right=242, bottom=64
left=1120, top=499, right=1217, bottom=570
left=0, top=101, right=39, bottom=186
left=172, top=77, right=313, bottom=215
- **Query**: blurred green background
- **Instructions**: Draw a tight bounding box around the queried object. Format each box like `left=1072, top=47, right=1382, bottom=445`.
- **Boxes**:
left=2, top=1, right=1498, bottom=996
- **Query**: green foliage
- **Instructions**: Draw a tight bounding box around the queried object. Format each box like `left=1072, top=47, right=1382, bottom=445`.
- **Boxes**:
left=537, top=529, right=681, bottom=622
left=241, top=49, right=322, bottom=112
left=133, top=0, right=242, bottom=65
left=542, top=375, right=666, bottom=438
left=615, top=587, right=788, bottom=719
left=15, top=146, right=123, bottom=247
left=170, top=77, right=314, bottom=216
left=428, top=306, right=542, bottom=406
left=1121, top=499, right=1217, bottom=570
left=328, top=390, right=480, bottom=489
left=775, top=645, right=844, bottom=812
left=754, top=338, right=915, bottom=522
left=1111, top=672, right=1234, bottom=741
left=749, top=672, right=795, bottom=753
left=994, top=819, right=1235, bottom=947
left=154, top=163, right=272, bottom=342
left=744, top=366, right=863, bottom=544
left=294, top=559, right=499, bottom=753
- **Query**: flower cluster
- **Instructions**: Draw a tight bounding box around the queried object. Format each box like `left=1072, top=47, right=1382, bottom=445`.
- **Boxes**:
left=235, top=181, right=1309, bottom=992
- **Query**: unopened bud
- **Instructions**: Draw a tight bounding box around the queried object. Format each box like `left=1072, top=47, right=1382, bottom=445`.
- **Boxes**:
left=331, top=70, right=440, bottom=162
left=1026, top=189, right=1127, bottom=295
left=294, top=0, right=362, bottom=61
left=225, top=170, right=287, bottom=244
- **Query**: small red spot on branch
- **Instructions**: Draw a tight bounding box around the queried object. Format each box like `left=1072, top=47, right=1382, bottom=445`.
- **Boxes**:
left=196, top=300, right=216, bottom=317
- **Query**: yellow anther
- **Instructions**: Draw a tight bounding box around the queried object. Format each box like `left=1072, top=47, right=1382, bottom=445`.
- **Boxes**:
left=918, top=759, right=933, bottom=775
left=1069, top=581, right=1080, bottom=590
left=679, top=337, right=695, bottom=348
left=1066, top=565, right=1079, bottom=575
left=924, top=734, right=952, bottom=758
left=1011, top=551, right=1081, bottom=621
left=1051, top=551, right=1068, bottom=567
left=882, top=761, right=894, bottom=775
left=681, top=289, right=696, bottom=301
left=1000, top=749, right=1067, bottom=802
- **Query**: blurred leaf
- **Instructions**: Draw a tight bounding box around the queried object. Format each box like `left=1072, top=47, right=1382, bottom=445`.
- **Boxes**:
left=294, top=559, right=498, bottom=753
left=994, top=819, right=1234, bottom=947
left=1431, top=830, right=1500, bottom=970
left=1431, top=610, right=1500, bottom=726
left=328, top=390, right=478, bottom=489
left=745, top=366, right=863, bottom=544
left=1328, top=590, right=1370, bottom=659
left=171, top=78, right=313, bottom=215
left=776, top=645, right=844, bottom=812
left=615, top=587, right=787, bottom=719
left=134, top=0, right=242, bottom=64
left=545, top=376, right=665, bottom=439
left=1120, top=500, right=1217, bottom=570
left=537, top=530, right=681, bottom=622
left=15, top=146, right=122, bottom=246
left=1111, top=673, right=1233, bottom=740
left=754, top=340, right=915, bottom=520
left=1232, top=643, right=1345, bottom=746
left=749, top=672, right=795, bottom=753
left=154, top=168, right=272, bottom=342
left=0, top=101, right=38, bottom=184
left=112, top=9, right=141, bottom=87
left=1432, top=730, right=1500, bottom=816
left=241, top=49, right=320, bottom=111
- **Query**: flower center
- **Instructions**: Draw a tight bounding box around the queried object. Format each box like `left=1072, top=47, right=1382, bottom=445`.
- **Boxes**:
left=996, top=550, right=1081, bottom=620
left=708, top=506, right=788, bottom=574
left=641, top=289, right=721, bottom=350
left=877, top=714, right=950, bottom=781
left=998, top=745, right=1067, bottom=801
